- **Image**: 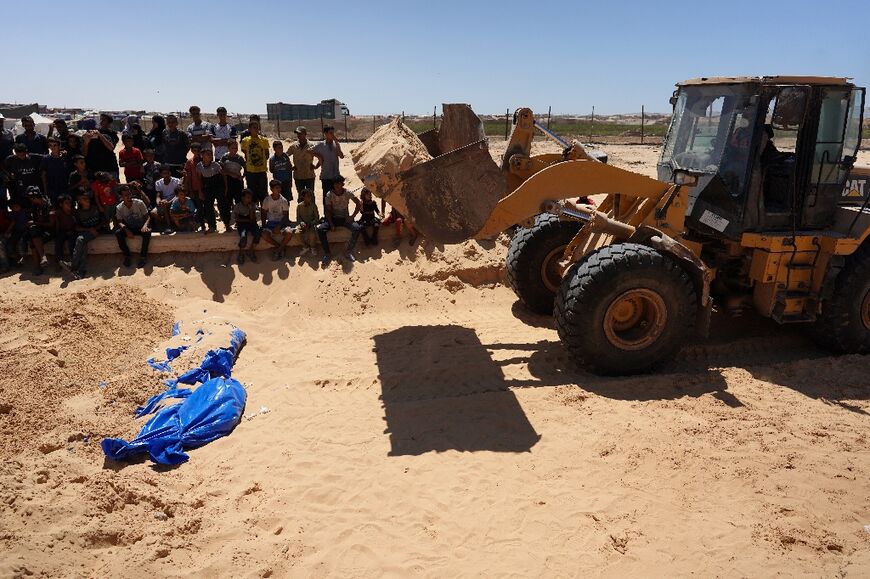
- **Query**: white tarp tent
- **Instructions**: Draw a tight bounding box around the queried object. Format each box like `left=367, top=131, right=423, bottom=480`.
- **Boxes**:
left=9, top=112, right=54, bottom=137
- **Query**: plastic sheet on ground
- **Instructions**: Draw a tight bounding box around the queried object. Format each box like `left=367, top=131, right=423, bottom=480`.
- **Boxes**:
left=102, top=377, right=247, bottom=465
left=102, top=323, right=248, bottom=465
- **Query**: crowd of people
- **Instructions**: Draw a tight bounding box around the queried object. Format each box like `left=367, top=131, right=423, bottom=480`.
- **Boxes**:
left=0, top=106, right=417, bottom=278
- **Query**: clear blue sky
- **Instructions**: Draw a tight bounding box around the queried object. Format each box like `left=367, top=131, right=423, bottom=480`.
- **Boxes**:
left=4, top=0, right=868, bottom=116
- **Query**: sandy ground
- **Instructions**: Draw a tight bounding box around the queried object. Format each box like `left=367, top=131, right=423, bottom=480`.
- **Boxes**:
left=1, top=144, right=870, bottom=578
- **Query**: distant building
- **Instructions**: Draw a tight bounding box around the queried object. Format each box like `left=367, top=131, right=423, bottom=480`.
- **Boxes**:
left=0, top=103, right=40, bottom=119
left=266, top=99, right=349, bottom=121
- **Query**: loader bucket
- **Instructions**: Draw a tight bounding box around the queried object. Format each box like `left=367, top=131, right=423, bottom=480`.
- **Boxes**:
left=398, top=140, right=507, bottom=243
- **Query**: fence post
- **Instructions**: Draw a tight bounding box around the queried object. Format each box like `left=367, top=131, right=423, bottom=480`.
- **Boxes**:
left=505, top=108, right=510, bottom=140
left=589, top=106, right=594, bottom=141
left=402, top=111, right=405, bottom=124
left=433, top=105, right=437, bottom=128
left=547, top=106, right=551, bottom=130
left=641, top=105, right=645, bottom=145
left=344, top=112, right=348, bottom=141
left=373, top=115, right=376, bottom=136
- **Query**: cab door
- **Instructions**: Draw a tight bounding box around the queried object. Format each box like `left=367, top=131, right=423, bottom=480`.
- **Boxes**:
left=802, top=86, right=865, bottom=227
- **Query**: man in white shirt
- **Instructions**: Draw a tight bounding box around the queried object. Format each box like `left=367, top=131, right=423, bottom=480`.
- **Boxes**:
left=210, top=106, right=237, bottom=159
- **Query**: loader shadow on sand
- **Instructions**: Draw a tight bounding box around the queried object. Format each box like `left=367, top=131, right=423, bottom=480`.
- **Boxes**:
left=374, top=325, right=541, bottom=456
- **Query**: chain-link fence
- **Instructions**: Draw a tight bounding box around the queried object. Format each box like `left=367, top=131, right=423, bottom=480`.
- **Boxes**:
left=137, top=110, right=870, bottom=149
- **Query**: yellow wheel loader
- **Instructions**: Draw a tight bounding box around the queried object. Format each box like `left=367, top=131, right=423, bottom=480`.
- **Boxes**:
left=358, top=77, right=870, bottom=375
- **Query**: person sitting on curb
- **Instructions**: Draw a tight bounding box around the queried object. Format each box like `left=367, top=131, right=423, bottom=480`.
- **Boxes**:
left=169, top=187, right=198, bottom=232
left=261, top=180, right=294, bottom=261
left=59, top=191, right=103, bottom=279
left=114, top=184, right=152, bottom=268
left=316, top=175, right=362, bottom=265
left=294, top=188, right=320, bottom=257
left=25, top=187, right=53, bottom=275
left=231, top=188, right=260, bottom=264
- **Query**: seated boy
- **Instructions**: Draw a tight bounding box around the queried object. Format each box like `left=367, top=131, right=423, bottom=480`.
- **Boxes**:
left=294, top=188, right=320, bottom=256
left=231, top=188, right=261, bottom=264
left=169, top=187, right=198, bottom=232
left=59, top=192, right=103, bottom=279
left=153, top=165, right=181, bottom=233
left=25, top=187, right=54, bottom=275
left=261, top=179, right=294, bottom=260
left=90, top=171, right=119, bottom=230
left=53, top=194, right=77, bottom=266
left=381, top=199, right=418, bottom=246
left=316, top=175, right=362, bottom=264
left=114, top=184, right=152, bottom=268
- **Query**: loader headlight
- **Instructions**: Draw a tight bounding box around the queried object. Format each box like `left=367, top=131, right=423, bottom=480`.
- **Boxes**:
left=673, top=171, right=698, bottom=187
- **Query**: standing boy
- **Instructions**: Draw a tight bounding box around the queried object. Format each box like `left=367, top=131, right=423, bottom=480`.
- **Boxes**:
left=240, top=121, right=269, bottom=202
left=141, top=148, right=162, bottom=206
left=114, top=184, right=152, bottom=268
left=186, top=105, right=213, bottom=153
left=40, top=137, right=68, bottom=205
left=83, top=114, right=119, bottom=179
left=312, top=126, right=344, bottom=206
left=288, top=126, right=316, bottom=196
left=220, top=139, right=245, bottom=206
left=210, top=106, right=236, bottom=160
left=196, top=149, right=229, bottom=233
left=118, top=134, right=144, bottom=183
left=269, top=141, right=293, bottom=202
left=163, top=114, right=190, bottom=177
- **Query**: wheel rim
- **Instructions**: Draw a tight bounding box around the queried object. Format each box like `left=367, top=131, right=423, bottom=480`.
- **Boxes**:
left=862, top=290, right=870, bottom=331
left=603, top=288, right=668, bottom=351
left=540, top=245, right=567, bottom=293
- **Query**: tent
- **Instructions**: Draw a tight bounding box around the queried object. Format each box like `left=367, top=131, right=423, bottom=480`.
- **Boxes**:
left=9, top=112, right=54, bottom=137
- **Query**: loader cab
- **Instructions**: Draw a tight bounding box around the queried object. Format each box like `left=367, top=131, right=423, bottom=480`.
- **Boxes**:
left=658, top=77, right=865, bottom=239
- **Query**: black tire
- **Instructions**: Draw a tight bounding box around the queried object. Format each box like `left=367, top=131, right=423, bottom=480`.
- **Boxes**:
left=506, top=214, right=582, bottom=314
left=554, top=243, right=696, bottom=375
left=815, top=244, right=870, bottom=354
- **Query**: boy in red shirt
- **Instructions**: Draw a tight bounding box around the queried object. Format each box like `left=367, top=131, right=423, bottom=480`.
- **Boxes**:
left=91, top=171, right=119, bottom=230
left=118, top=135, right=144, bottom=183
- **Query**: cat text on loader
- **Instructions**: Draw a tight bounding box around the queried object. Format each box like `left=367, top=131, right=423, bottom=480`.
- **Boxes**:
left=355, top=78, right=869, bottom=375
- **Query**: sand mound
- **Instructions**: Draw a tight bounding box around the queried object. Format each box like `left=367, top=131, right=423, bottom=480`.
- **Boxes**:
left=409, top=237, right=509, bottom=292
left=0, top=285, right=173, bottom=459
left=351, top=118, right=432, bottom=215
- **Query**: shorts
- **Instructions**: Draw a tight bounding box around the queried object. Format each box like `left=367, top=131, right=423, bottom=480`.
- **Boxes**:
left=263, top=219, right=292, bottom=234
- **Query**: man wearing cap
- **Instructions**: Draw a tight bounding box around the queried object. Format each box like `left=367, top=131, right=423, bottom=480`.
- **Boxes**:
left=5, top=144, right=44, bottom=204
left=312, top=126, right=344, bottom=207
left=114, top=184, right=152, bottom=268
left=186, top=105, right=213, bottom=153
left=0, top=114, right=13, bottom=210
left=288, top=126, right=316, bottom=201
left=82, top=113, right=119, bottom=179
left=210, top=107, right=237, bottom=160
left=14, top=116, right=48, bottom=155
